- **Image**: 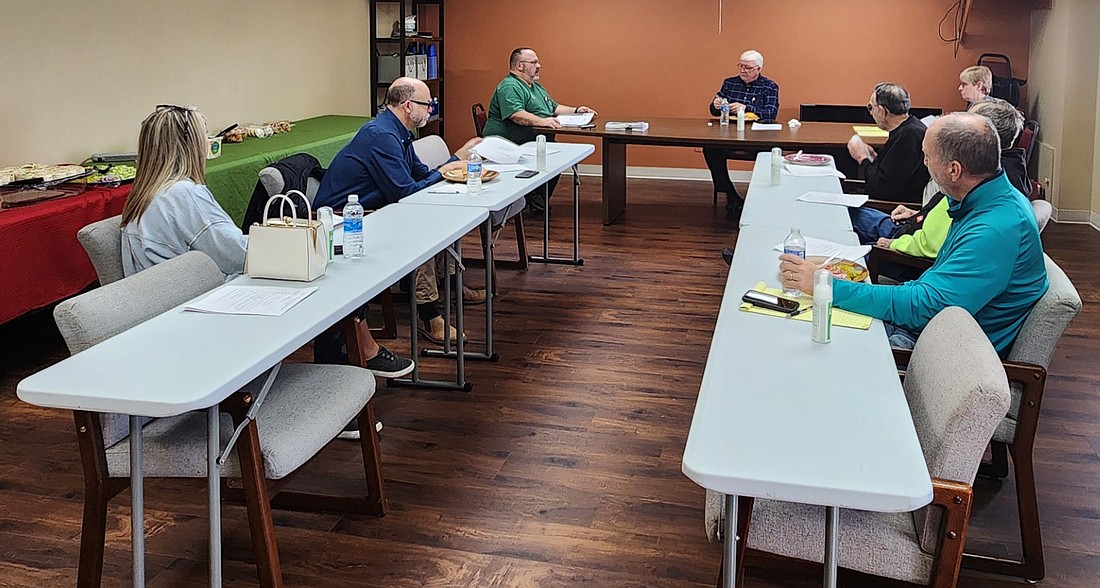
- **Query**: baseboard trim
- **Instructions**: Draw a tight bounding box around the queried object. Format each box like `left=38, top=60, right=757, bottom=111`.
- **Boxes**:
left=576, top=164, right=752, bottom=183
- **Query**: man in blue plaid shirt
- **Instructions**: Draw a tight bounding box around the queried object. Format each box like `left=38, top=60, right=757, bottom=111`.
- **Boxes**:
left=703, top=49, right=780, bottom=216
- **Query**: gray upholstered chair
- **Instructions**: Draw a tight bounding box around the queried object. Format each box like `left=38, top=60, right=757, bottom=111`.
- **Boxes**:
left=958, top=254, right=1081, bottom=581
left=54, top=251, right=384, bottom=588
left=705, top=306, right=1011, bottom=587
left=258, top=166, right=322, bottom=205
left=76, top=214, right=125, bottom=285
left=412, top=134, right=529, bottom=284
left=1030, top=199, right=1052, bottom=233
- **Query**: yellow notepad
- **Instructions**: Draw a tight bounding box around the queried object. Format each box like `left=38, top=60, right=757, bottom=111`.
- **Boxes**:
left=853, top=125, right=889, bottom=138
left=738, top=282, right=873, bottom=330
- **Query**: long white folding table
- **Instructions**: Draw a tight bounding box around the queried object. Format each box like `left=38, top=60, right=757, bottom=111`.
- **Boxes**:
left=682, top=224, right=932, bottom=588
left=739, top=152, right=853, bottom=231
left=399, top=142, right=595, bottom=362
left=17, top=204, right=487, bottom=588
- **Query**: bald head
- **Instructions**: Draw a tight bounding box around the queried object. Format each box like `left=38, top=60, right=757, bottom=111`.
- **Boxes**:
left=386, top=77, right=429, bottom=106
left=923, top=112, right=1001, bottom=198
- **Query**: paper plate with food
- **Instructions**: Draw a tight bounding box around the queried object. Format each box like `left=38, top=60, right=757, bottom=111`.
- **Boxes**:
left=83, top=163, right=138, bottom=185
left=441, top=168, right=500, bottom=183
left=809, top=256, right=869, bottom=282
left=784, top=153, right=832, bottom=166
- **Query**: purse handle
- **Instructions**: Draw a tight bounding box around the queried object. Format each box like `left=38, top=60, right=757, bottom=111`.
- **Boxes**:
left=261, top=189, right=312, bottom=224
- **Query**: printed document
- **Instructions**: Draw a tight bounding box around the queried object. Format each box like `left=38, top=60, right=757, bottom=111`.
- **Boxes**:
left=796, top=191, right=868, bottom=208
left=184, top=286, right=317, bottom=316
left=772, top=236, right=871, bottom=262
left=473, top=136, right=524, bottom=164
left=782, top=164, right=846, bottom=179
left=556, top=112, right=594, bottom=127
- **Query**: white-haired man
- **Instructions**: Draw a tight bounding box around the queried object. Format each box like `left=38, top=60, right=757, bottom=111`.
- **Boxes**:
left=703, top=49, right=780, bottom=216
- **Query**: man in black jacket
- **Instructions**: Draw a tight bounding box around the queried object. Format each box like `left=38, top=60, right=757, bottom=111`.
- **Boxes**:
left=846, top=82, right=930, bottom=204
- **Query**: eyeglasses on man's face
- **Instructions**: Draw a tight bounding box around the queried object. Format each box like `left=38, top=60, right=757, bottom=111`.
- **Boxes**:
left=407, top=98, right=434, bottom=107
left=738, top=63, right=760, bottom=71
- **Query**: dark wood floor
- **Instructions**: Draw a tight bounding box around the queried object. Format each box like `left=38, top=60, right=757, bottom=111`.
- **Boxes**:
left=2, top=177, right=1098, bottom=587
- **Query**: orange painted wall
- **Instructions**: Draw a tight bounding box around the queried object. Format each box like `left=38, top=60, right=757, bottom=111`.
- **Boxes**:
left=441, top=0, right=1033, bottom=169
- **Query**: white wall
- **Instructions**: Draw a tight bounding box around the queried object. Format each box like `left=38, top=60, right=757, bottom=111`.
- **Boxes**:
left=1028, top=0, right=1100, bottom=223
left=0, top=0, right=372, bottom=165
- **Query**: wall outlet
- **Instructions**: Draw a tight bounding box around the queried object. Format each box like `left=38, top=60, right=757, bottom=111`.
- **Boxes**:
left=1036, top=140, right=1056, bottom=204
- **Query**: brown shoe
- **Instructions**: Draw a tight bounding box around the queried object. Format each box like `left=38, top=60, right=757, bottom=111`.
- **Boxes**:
left=418, top=316, right=466, bottom=345
left=461, top=285, right=487, bottom=305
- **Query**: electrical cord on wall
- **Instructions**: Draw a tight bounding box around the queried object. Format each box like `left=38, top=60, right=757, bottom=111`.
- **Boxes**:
left=938, top=0, right=965, bottom=57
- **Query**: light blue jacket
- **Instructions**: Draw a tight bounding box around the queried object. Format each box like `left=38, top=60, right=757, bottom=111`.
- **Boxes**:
left=122, top=180, right=248, bottom=279
left=834, top=171, right=1048, bottom=356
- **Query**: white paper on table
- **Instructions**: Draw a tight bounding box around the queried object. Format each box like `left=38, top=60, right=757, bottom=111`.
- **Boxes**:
left=782, top=163, right=847, bottom=179
left=772, top=236, right=871, bottom=262
left=604, top=121, right=649, bottom=131
left=751, top=122, right=783, bottom=131
left=484, top=163, right=530, bottom=173
left=473, top=136, right=524, bottom=164
left=920, top=114, right=938, bottom=127
left=427, top=183, right=467, bottom=194
left=556, top=112, right=594, bottom=127
left=519, top=146, right=561, bottom=156
left=184, top=285, right=317, bottom=316
left=796, top=191, right=869, bottom=208
left=332, top=213, right=343, bottom=226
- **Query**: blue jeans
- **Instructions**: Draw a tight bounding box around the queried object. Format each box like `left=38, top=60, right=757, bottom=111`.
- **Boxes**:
left=885, top=322, right=918, bottom=350
left=849, top=207, right=904, bottom=245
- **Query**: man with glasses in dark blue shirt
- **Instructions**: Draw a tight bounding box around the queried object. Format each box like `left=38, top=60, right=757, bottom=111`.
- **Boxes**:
left=703, top=49, right=780, bottom=217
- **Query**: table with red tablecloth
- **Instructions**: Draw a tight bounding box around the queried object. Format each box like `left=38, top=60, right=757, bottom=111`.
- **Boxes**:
left=0, top=185, right=130, bottom=324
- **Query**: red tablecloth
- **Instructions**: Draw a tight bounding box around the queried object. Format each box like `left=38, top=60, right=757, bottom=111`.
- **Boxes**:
left=0, top=185, right=130, bottom=324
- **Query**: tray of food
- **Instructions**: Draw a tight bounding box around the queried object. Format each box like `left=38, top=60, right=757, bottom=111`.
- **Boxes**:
left=809, top=256, right=869, bottom=282
left=82, top=163, right=137, bottom=185
left=0, top=163, right=91, bottom=188
left=441, top=169, right=500, bottom=183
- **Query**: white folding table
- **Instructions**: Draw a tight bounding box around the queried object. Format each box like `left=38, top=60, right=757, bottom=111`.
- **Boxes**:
left=399, top=142, right=595, bottom=362
left=682, top=224, right=932, bottom=588
left=739, top=152, right=853, bottom=231
left=17, top=204, right=487, bottom=588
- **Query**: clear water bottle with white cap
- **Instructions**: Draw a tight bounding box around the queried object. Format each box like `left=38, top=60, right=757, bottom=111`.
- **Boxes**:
left=782, top=227, right=806, bottom=298
left=719, top=98, right=730, bottom=126
left=467, top=149, right=483, bottom=194
left=342, top=195, right=364, bottom=259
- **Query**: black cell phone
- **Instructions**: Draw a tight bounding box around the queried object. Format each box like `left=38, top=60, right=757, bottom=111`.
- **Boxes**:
left=516, top=170, right=540, bottom=179
left=742, top=290, right=800, bottom=313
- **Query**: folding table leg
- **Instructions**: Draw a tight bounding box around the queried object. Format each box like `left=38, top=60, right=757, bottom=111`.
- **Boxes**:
left=424, top=220, right=499, bottom=362
left=722, top=494, right=738, bottom=588
left=529, top=165, right=584, bottom=266
left=824, top=506, right=839, bottom=588
left=129, top=415, right=145, bottom=588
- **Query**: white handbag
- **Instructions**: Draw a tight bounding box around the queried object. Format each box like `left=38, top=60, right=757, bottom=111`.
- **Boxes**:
left=245, top=190, right=327, bottom=282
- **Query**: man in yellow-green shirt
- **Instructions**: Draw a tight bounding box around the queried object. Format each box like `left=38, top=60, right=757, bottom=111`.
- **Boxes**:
left=484, top=47, right=596, bottom=215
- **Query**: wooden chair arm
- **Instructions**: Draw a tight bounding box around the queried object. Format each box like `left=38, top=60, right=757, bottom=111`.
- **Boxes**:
left=864, top=199, right=901, bottom=212
left=929, top=478, right=974, bottom=588
left=867, top=245, right=933, bottom=282
left=1000, top=360, right=1047, bottom=446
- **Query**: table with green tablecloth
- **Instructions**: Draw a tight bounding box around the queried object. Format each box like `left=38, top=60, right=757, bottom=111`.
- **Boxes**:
left=206, top=114, right=371, bottom=224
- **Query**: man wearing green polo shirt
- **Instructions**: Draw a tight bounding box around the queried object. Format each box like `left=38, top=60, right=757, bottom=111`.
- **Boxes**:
left=484, top=47, right=597, bottom=216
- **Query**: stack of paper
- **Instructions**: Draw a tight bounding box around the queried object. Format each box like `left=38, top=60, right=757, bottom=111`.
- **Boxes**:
left=796, top=191, right=868, bottom=208
left=739, top=283, right=872, bottom=330
left=605, top=121, right=649, bottom=132
left=556, top=112, right=594, bottom=127
left=751, top=122, right=783, bottom=131
left=473, top=136, right=523, bottom=164
left=184, top=286, right=317, bottom=316
left=782, top=164, right=846, bottom=179
left=771, top=236, right=871, bottom=262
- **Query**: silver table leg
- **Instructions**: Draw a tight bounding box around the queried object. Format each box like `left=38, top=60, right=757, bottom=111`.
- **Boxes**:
left=824, top=506, right=839, bottom=588
left=723, top=493, right=738, bottom=588
left=208, top=406, right=222, bottom=588
left=129, top=416, right=144, bottom=588
left=529, top=166, right=584, bottom=266
left=425, top=220, right=499, bottom=363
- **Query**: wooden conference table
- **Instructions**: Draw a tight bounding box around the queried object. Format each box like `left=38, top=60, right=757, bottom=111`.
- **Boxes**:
left=554, top=118, right=884, bottom=225
left=17, top=204, right=487, bottom=588
left=682, top=157, right=931, bottom=588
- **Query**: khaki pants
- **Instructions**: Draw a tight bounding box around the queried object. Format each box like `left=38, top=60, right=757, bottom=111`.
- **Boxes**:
left=414, top=252, right=454, bottom=305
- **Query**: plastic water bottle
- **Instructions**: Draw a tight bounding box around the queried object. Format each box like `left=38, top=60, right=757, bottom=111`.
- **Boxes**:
left=342, top=195, right=364, bottom=259
left=467, top=149, right=483, bottom=194
left=812, top=269, right=834, bottom=344
left=719, top=98, right=730, bottom=126
left=782, top=227, right=806, bottom=298
left=770, top=147, right=783, bottom=186
left=536, top=134, right=547, bottom=171
left=316, top=206, right=335, bottom=263
left=736, top=105, right=746, bottom=131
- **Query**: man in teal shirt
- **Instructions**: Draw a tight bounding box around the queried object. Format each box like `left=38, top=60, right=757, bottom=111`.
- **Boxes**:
left=484, top=47, right=596, bottom=215
left=779, top=112, right=1047, bottom=356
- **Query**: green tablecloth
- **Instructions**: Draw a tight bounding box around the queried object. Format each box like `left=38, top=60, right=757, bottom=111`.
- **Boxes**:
left=206, top=114, right=371, bottom=224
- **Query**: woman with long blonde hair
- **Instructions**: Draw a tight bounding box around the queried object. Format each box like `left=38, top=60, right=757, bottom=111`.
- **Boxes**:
left=121, top=104, right=247, bottom=277
left=119, top=104, right=414, bottom=404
